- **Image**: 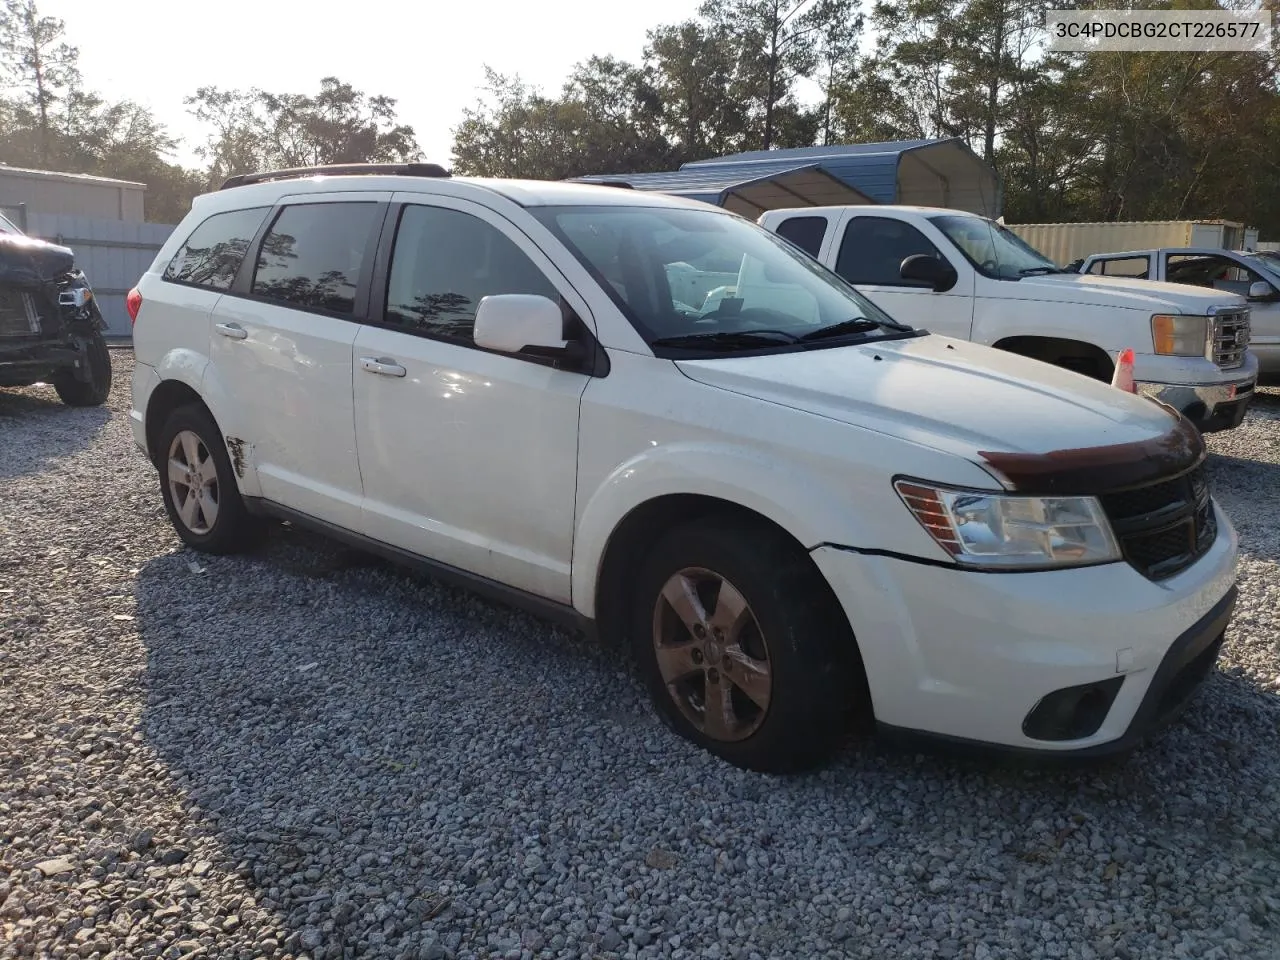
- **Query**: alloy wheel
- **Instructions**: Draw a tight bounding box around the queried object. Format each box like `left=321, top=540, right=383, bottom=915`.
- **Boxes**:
left=167, top=429, right=219, bottom=535
left=651, top=567, right=773, bottom=742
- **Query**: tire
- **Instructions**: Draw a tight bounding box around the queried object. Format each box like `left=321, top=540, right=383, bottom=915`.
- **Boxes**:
left=53, top=325, right=112, bottom=406
left=630, top=516, right=869, bottom=774
left=156, top=403, right=263, bottom=554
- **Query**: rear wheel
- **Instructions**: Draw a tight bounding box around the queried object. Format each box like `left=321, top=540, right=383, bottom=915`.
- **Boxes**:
left=631, top=516, right=868, bottom=773
left=157, top=404, right=263, bottom=554
left=53, top=325, right=112, bottom=406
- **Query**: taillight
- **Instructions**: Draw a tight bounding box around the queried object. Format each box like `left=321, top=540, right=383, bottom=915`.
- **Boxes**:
left=126, top=287, right=142, bottom=324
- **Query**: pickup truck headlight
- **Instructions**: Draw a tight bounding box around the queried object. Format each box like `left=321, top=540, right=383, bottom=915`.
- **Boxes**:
left=1151, top=314, right=1210, bottom=357
left=894, top=480, right=1122, bottom=569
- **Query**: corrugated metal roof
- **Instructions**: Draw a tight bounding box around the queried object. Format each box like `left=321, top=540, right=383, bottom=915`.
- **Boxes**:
left=572, top=138, right=1001, bottom=217
left=575, top=159, right=827, bottom=195
left=681, top=139, right=943, bottom=167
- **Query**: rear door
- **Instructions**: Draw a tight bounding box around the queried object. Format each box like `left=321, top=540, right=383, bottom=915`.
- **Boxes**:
left=139, top=206, right=272, bottom=371
left=829, top=213, right=975, bottom=339
left=209, top=192, right=389, bottom=530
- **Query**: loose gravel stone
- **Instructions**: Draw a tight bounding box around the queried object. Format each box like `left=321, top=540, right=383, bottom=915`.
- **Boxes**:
left=1, top=352, right=1278, bottom=959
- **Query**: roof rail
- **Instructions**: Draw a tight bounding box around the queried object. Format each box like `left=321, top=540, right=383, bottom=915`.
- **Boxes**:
left=219, top=162, right=451, bottom=191
left=570, top=178, right=635, bottom=190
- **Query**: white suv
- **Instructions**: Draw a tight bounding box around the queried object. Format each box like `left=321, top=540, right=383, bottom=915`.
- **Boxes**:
left=128, top=164, right=1239, bottom=772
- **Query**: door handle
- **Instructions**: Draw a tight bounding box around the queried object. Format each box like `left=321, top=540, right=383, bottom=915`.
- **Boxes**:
left=215, top=322, right=247, bottom=340
left=359, top=356, right=407, bottom=378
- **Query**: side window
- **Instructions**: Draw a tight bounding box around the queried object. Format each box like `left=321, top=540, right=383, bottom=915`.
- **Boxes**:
left=774, top=216, right=828, bottom=258
left=834, top=216, right=945, bottom=287
left=163, top=207, right=270, bottom=291
left=384, top=204, right=559, bottom=344
left=1091, top=256, right=1148, bottom=279
left=1167, top=254, right=1260, bottom=296
left=251, top=202, right=379, bottom=315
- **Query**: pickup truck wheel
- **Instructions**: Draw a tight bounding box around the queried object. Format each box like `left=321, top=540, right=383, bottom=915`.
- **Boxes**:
left=52, top=325, right=112, bottom=406
left=632, top=517, right=864, bottom=773
left=157, top=404, right=262, bottom=554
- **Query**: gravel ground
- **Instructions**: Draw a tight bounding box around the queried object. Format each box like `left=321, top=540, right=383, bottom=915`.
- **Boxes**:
left=2, top=350, right=1278, bottom=960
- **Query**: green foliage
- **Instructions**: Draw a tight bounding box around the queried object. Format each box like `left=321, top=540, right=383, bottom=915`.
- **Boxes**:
left=0, top=0, right=1276, bottom=235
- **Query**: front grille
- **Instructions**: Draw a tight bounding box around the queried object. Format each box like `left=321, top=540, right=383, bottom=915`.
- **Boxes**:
left=1099, top=463, right=1215, bottom=581
left=0, top=288, right=40, bottom=337
left=1210, top=309, right=1250, bottom=368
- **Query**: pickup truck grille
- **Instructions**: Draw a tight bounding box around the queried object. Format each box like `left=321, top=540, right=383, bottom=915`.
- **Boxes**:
left=1099, top=464, right=1215, bottom=581
left=1210, top=309, right=1250, bottom=369
left=0, top=289, right=41, bottom=337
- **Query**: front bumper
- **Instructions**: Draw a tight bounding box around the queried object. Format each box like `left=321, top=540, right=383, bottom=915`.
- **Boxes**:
left=1136, top=375, right=1256, bottom=432
left=810, top=501, right=1238, bottom=756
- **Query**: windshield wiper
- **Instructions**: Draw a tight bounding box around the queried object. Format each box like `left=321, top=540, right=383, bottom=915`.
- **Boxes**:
left=800, top=316, right=913, bottom=341
left=650, top=329, right=801, bottom=349
left=1018, top=266, right=1067, bottom=276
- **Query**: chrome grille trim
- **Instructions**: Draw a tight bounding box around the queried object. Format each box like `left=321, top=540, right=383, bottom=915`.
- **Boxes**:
left=1209, top=307, right=1250, bottom=369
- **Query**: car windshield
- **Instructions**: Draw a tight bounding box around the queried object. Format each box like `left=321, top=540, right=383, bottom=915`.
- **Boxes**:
left=530, top=204, right=916, bottom=355
left=1244, top=254, right=1280, bottom=282
left=0, top=213, right=23, bottom=236
left=929, top=214, right=1062, bottom=280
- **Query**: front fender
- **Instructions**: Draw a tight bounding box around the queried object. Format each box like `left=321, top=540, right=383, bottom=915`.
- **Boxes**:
left=971, top=300, right=1142, bottom=355
left=571, top=440, right=883, bottom=619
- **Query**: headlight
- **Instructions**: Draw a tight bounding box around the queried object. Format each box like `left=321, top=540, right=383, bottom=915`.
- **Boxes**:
left=894, top=480, right=1121, bottom=569
left=1151, top=314, right=1210, bottom=357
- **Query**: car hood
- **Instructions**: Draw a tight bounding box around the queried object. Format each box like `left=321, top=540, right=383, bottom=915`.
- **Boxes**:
left=0, top=233, right=76, bottom=286
left=1006, top=272, right=1244, bottom=312
left=675, top=333, right=1193, bottom=488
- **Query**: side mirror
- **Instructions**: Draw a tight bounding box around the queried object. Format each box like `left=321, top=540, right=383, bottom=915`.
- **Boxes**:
left=473, top=294, right=575, bottom=357
left=1248, top=280, right=1277, bottom=301
left=900, top=254, right=957, bottom=292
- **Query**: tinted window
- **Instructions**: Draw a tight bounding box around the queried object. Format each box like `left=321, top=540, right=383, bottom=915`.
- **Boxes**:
left=1090, top=256, right=1148, bottom=279
left=775, top=216, right=828, bottom=257
left=252, top=203, right=379, bottom=314
left=1166, top=254, right=1268, bottom=296
left=164, top=207, right=269, bottom=290
left=835, top=217, right=945, bottom=286
left=384, top=205, right=559, bottom=342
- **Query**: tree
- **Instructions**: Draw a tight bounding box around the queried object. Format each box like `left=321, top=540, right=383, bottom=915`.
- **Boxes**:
left=186, top=77, right=421, bottom=186
left=699, top=0, right=826, bottom=150
left=451, top=62, right=674, bottom=180
left=0, top=0, right=80, bottom=166
left=644, top=20, right=750, bottom=160
left=811, top=0, right=863, bottom=145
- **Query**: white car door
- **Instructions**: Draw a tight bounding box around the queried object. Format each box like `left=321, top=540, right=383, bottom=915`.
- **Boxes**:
left=351, top=195, right=593, bottom=603
left=827, top=212, right=976, bottom=340
left=208, top=192, right=389, bottom=530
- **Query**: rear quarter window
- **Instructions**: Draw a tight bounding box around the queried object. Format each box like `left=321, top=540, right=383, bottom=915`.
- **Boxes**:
left=774, top=216, right=828, bottom=258
left=163, top=207, right=271, bottom=291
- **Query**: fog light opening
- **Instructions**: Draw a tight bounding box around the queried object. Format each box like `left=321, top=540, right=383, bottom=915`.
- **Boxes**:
left=1022, top=676, right=1126, bottom=742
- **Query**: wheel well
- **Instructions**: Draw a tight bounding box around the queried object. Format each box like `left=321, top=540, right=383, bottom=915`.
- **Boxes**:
left=144, top=380, right=208, bottom=466
left=593, top=494, right=809, bottom=644
left=993, top=336, right=1115, bottom=382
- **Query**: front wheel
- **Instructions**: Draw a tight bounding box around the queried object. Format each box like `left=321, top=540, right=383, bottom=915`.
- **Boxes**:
left=156, top=404, right=263, bottom=554
left=631, top=517, right=869, bottom=773
left=53, top=325, right=112, bottom=406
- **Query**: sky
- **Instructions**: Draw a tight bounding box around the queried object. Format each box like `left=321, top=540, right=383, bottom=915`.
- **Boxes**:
left=40, top=0, right=712, bottom=170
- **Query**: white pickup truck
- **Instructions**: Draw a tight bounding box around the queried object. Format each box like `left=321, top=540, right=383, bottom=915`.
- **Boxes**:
left=750, top=205, right=1258, bottom=432
left=1077, top=246, right=1279, bottom=378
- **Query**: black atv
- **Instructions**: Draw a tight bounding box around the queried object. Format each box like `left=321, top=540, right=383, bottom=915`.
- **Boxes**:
left=0, top=230, right=112, bottom=407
